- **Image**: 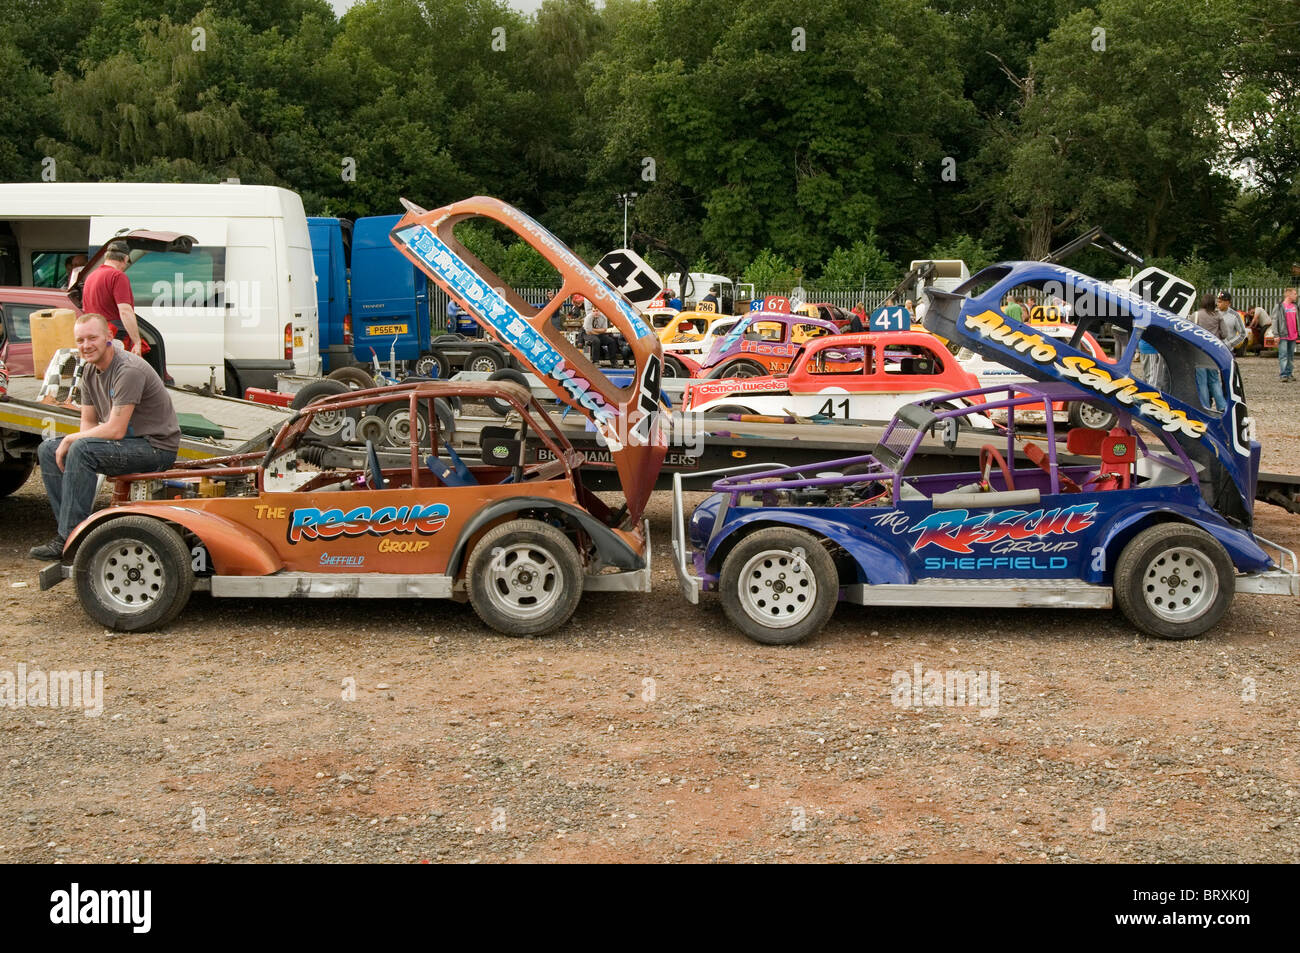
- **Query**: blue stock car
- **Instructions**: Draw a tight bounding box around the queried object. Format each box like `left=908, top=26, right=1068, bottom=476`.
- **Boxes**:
left=670, top=262, right=1299, bottom=644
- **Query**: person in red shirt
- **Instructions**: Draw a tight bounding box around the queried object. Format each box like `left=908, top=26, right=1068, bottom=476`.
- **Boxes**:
left=81, top=241, right=142, bottom=355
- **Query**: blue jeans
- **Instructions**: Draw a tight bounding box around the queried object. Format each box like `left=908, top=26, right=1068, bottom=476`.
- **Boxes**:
left=1279, top=339, right=1296, bottom=379
left=1194, top=366, right=1226, bottom=413
left=38, top=437, right=176, bottom=541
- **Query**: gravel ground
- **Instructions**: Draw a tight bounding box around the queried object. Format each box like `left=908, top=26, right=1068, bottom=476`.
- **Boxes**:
left=1, top=355, right=1298, bottom=863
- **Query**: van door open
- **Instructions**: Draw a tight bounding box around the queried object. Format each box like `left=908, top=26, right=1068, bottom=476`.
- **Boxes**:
left=90, top=217, right=227, bottom=386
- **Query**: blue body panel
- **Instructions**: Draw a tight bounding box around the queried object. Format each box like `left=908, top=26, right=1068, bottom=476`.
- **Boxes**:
left=696, top=480, right=1271, bottom=594
left=350, top=214, right=429, bottom=363
left=924, top=262, right=1257, bottom=521
left=307, top=217, right=350, bottom=371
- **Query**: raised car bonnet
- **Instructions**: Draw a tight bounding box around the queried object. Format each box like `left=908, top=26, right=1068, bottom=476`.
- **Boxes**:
left=923, top=261, right=1256, bottom=520
left=388, top=196, right=668, bottom=523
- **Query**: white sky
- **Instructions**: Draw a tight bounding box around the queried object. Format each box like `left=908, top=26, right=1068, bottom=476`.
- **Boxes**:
left=329, top=0, right=548, bottom=16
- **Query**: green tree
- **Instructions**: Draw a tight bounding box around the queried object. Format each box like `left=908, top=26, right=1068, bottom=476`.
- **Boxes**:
left=927, top=233, right=1000, bottom=272
left=820, top=233, right=897, bottom=285
left=742, top=248, right=797, bottom=288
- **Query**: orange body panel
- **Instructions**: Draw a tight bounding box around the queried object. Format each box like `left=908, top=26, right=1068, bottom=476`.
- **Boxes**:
left=386, top=196, right=668, bottom=523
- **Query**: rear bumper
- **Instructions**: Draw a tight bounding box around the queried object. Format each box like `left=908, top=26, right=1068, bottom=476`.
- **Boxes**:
left=584, top=519, right=652, bottom=593
left=1236, top=534, right=1300, bottom=596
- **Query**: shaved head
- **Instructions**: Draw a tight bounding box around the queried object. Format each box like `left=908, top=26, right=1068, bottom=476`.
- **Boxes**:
left=75, top=312, right=112, bottom=336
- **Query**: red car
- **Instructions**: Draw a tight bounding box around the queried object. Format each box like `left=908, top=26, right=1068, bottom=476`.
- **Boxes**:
left=0, top=287, right=69, bottom=376
left=682, top=331, right=989, bottom=424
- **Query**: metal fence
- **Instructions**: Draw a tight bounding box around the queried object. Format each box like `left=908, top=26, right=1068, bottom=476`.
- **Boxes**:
left=428, top=282, right=1293, bottom=334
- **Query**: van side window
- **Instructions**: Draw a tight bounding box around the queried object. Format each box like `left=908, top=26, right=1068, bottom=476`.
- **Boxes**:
left=124, top=248, right=227, bottom=305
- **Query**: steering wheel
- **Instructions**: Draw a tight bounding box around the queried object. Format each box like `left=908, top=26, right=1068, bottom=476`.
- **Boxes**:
left=1022, top=442, right=1081, bottom=493
left=365, top=439, right=386, bottom=490
left=979, top=444, right=1015, bottom=491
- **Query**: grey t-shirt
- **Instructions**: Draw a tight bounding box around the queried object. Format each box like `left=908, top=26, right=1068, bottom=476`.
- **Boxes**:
left=82, top=349, right=181, bottom=453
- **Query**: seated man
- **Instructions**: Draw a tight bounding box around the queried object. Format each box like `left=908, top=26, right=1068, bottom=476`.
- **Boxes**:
left=582, top=301, right=623, bottom=366
left=29, top=313, right=181, bottom=560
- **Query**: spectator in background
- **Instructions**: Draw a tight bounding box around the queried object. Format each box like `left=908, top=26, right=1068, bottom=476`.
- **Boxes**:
left=1272, top=287, right=1299, bottom=381
left=1192, top=293, right=1228, bottom=411
left=1136, top=335, right=1168, bottom=391
left=904, top=299, right=916, bottom=322
left=848, top=302, right=867, bottom=333
left=63, top=254, right=88, bottom=289
left=1245, top=304, right=1271, bottom=356
left=81, top=241, right=142, bottom=355
left=1216, top=292, right=1247, bottom=353
left=1004, top=295, right=1024, bottom=321
left=582, top=300, right=622, bottom=366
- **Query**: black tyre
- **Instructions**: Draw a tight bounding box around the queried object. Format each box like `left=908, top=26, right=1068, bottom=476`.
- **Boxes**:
left=662, top=354, right=687, bottom=378
left=0, top=457, right=35, bottom=497
left=378, top=397, right=454, bottom=447
left=1068, top=400, right=1118, bottom=431
left=290, top=379, right=354, bottom=446
left=465, top=346, right=506, bottom=374
left=72, top=516, right=194, bottom=631
left=466, top=519, right=583, bottom=636
left=413, top=347, right=449, bottom=379
left=1113, top=523, right=1234, bottom=640
left=327, top=365, right=378, bottom=390
left=485, top=367, right=530, bottom=416
left=433, top=333, right=465, bottom=344
left=719, top=527, right=839, bottom=645
left=707, top=359, right=766, bottom=380
left=706, top=403, right=759, bottom=417
left=435, top=398, right=456, bottom=439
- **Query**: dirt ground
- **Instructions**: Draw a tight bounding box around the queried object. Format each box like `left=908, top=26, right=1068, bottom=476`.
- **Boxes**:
left=1, top=356, right=1298, bottom=863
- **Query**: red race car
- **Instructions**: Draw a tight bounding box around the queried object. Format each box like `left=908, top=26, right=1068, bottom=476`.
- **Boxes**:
left=682, top=331, right=989, bottom=425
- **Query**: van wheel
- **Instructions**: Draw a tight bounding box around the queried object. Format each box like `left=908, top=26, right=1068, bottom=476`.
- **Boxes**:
left=291, top=379, right=353, bottom=445
left=467, top=519, right=582, bottom=636
left=485, top=368, right=530, bottom=416
left=73, top=516, right=193, bottom=631
left=720, top=528, right=838, bottom=645
left=465, top=347, right=505, bottom=374
left=1114, top=523, right=1234, bottom=639
left=0, top=457, right=34, bottom=497
left=413, top=347, right=448, bottom=379
left=1068, top=400, right=1118, bottom=431
left=327, top=365, right=377, bottom=390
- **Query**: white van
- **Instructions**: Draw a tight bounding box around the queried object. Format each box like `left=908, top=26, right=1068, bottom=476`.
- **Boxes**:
left=0, top=182, right=319, bottom=393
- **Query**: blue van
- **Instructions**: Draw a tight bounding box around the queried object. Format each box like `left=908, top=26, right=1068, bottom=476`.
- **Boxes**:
left=307, top=217, right=352, bottom=371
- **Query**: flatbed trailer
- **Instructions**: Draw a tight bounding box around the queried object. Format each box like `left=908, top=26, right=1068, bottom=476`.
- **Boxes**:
left=0, top=376, right=291, bottom=465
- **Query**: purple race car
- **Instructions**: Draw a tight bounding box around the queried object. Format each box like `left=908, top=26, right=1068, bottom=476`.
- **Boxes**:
left=671, top=262, right=1298, bottom=644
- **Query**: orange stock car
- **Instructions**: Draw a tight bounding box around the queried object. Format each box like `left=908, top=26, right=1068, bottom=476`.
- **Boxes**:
left=40, top=197, right=669, bottom=636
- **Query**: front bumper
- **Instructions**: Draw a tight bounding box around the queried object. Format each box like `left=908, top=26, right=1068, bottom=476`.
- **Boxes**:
left=670, top=463, right=783, bottom=605
left=671, top=472, right=702, bottom=604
